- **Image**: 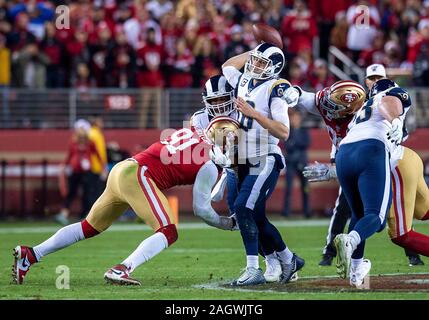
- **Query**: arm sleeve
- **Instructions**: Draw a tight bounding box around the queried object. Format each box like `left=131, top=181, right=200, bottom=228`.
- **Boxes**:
left=270, top=97, right=290, bottom=128
left=193, top=161, right=232, bottom=230
left=295, top=88, right=319, bottom=116
left=222, top=66, right=242, bottom=88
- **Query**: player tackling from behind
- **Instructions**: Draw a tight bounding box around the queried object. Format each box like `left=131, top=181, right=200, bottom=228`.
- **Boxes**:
left=12, top=89, right=239, bottom=285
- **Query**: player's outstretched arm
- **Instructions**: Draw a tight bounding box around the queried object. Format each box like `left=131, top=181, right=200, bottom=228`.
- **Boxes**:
left=222, top=51, right=250, bottom=70
left=193, top=161, right=235, bottom=231
left=235, top=97, right=290, bottom=140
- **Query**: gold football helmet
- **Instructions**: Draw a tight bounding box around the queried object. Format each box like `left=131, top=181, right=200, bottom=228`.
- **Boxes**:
left=322, top=80, right=366, bottom=119
left=204, top=116, right=240, bottom=149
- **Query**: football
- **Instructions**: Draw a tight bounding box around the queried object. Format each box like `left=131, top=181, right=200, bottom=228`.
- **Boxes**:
left=252, top=22, right=283, bottom=49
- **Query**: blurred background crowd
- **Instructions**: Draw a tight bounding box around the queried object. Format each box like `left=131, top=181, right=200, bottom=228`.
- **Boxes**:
left=1, top=0, right=429, bottom=92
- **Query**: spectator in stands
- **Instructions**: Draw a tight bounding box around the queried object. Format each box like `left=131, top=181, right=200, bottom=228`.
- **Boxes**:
left=66, top=29, right=91, bottom=85
left=72, top=62, right=94, bottom=91
left=11, top=42, right=50, bottom=88
left=105, top=30, right=137, bottom=88
left=137, top=27, right=164, bottom=128
left=281, top=0, right=318, bottom=57
left=224, top=24, right=250, bottom=61
left=124, top=6, right=162, bottom=50
left=41, top=22, right=64, bottom=88
left=309, top=58, right=335, bottom=92
left=6, top=12, right=36, bottom=52
left=8, top=0, right=54, bottom=40
left=330, top=11, right=348, bottom=52
left=146, top=0, right=174, bottom=22
left=358, top=31, right=386, bottom=67
left=289, top=57, right=309, bottom=89
left=56, top=119, right=102, bottom=225
left=88, top=115, right=108, bottom=202
left=346, top=0, right=380, bottom=61
left=192, top=35, right=220, bottom=88
left=89, top=24, right=114, bottom=87
left=283, top=109, right=311, bottom=218
left=309, top=0, right=351, bottom=59
left=410, top=20, right=429, bottom=86
left=176, top=0, right=198, bottom=21
left=166, top=37, right=194, bottom=88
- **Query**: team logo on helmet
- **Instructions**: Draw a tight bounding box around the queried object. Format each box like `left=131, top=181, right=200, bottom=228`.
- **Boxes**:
left=340, top=93, right=358, bottom=104
left=321, top=80, right=366, bottom=120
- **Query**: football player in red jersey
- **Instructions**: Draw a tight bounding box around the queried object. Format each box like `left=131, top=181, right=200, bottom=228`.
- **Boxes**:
left=12, top=117, right=239, bottom=286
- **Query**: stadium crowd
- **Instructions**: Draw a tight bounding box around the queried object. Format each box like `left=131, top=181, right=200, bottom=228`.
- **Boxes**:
left=1, top=0, right=429, bottom=91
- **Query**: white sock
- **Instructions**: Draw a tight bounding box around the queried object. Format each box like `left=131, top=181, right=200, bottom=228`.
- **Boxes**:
left=246, top=255, right=259, bottom=269
left=265, top=253, right=278, bottom=263
left=348, top=231, right=361, bottom=251
left=33, top=222, right=85, bottom=261
left=276, top=247, right=293, bottom=264
left=122, top=232, right=168, bottom=272
left=351, top=258, right=363, bottom=271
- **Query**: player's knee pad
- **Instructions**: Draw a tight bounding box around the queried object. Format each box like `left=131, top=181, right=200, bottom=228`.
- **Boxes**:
left=157, top=224, right=178, bottom=246
left=81, top=219, right=100, bottom=238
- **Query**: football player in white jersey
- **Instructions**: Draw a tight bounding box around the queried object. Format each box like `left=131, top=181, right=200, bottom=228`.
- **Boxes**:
left=190, top=75, right=238, bottom=138
left=216, top=42, right=304, bottom=286
left=333, top=75, right=411, bottom=284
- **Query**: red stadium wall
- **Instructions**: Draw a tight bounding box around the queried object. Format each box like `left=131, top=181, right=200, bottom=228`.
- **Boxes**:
left=1, top=129, right=429, bottom=217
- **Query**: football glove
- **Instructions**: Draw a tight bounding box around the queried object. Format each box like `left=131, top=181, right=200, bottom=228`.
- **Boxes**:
left=387, top=118, right=403, bottom=145
left=282, top=86, right=300, bottom=107
left=303, top=162, right=337, bottom=182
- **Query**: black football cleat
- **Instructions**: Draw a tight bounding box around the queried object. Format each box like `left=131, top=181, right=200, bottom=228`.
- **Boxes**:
left=318, top=254, right=334, bottom=266
left=408, top=255, right=424, bottom=266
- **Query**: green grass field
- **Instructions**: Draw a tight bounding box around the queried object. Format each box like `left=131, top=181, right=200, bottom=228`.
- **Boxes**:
left=1, top=219, right=429, bottom=300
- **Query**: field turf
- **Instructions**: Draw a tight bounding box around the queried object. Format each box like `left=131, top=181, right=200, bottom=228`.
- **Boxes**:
left=1, top=219, right=429, bottom=300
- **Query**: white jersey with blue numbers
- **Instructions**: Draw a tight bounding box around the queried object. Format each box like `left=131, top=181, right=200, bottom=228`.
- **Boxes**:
left=222, top=65, right=290, bottom=160
left=340, top=85, right=412, bottom=153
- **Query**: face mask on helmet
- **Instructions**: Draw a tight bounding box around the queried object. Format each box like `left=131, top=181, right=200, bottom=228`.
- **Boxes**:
left=320, top=95, right=349, bottom=120
left=244, top=46, right=284, bottom=80
left=203, top=91, right=234, bottom=117
left=321, top=81, right=366, bottom=120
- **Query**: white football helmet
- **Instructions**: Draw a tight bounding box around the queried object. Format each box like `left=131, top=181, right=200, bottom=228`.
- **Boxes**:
left=202, top=75, right=234, bottom=117
left=244, top=43, right=285, bottom=80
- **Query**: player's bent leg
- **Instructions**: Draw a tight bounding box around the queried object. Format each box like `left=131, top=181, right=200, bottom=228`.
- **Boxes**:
left=13, top=219, right=100, bottom=285
left=104, top=224, right=178, bottom=286
left=104, top=163, right=177, bottom=285
left=391, top=230, right=429, bottom=257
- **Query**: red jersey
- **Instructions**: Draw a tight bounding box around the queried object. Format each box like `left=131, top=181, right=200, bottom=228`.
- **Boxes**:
left=132, top=128, right=213, bottom=190
left=315, top=88, right=352, bottom=150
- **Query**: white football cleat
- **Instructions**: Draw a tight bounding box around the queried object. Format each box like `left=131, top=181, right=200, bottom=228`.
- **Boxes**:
left=104, top=264, right=141, bottom=286
left=350, top=259, right=371, bottom=289
left=231, top=267, right=266, bottom=286
left=264, top=258, right=282, bottom=282
left=334, top=234, right=353, bottom=279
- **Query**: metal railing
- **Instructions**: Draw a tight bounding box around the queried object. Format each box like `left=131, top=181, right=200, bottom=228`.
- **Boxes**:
left=0, top=86, right=428, bottom=129
left=328, top=46, right=366, bottom=84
